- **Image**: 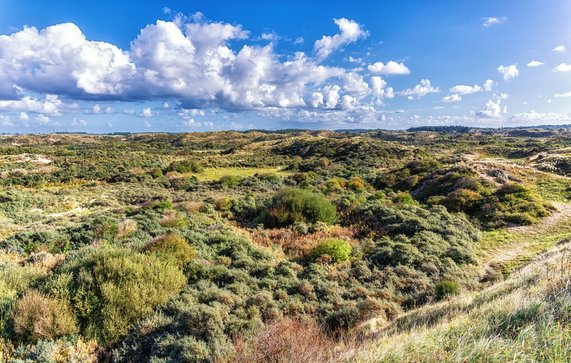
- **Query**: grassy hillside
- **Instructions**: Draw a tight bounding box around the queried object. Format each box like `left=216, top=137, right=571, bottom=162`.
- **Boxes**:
left=351, top=240, right=571, bottom=362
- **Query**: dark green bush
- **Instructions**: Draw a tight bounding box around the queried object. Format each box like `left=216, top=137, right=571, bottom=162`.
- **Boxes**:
left=218, top=175, right=242, bottom=188
left=263, top=188, right=337, bottom=227
left=435, top=280, right=460, bottom=300
left=166, top=160, right=204, bottom=174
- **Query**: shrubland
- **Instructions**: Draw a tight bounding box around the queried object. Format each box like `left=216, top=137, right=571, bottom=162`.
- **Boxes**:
left=0, top=128, right=569, bottom=362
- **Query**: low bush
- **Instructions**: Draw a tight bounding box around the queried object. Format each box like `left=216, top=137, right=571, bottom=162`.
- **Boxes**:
left=143, top=233, right=196, bottom=267
left=263, top=188, right=337, bottom=228
left=51, top=247, right=186, bottom=345
left=13, top=291, right=79, bottom=342
left=309, top=238, right=352, bottom=263
left=166, top=160, right=203, bottom=174
left=435, top=280, right=460, bottom=300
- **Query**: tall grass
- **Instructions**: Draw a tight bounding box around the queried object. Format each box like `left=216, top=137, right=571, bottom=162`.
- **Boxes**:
left=350, top=243, right=571, bottom=362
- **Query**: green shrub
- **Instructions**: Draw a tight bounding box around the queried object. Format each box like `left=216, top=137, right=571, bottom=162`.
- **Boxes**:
left=391, top=192, right=415, bottom=205
left=54, top=247, right=186, bottom=345
left=309, top=239, right=352, bottom=263
left=143, top=233, right=196, bottom=267
left=218, top=175, right=242, bottom=188
left=264, top=188, right=337, bottom=227
left=13, top=291, right=79, bottom=342
left=167, top=160, right=203, bottom=173
left=148, top=167, right=163, bottom=179
left=435, top=280, right=460, bottom=300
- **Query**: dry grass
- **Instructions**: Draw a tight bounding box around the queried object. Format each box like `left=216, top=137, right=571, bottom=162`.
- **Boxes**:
left=350, top=242, right=571, bottom=362
left=13, top=290, right=79, bottom=342
left=233, top=318, right=342, bottom=363
left=116, top=218, right=138, bottom=240
left=248, top=225, right=357, bottom=258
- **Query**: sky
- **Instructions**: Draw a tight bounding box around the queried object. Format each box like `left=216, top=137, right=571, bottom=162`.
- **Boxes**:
left=0, top=0, right=570, bottom=133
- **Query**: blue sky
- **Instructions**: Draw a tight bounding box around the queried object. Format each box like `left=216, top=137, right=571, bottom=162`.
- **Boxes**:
left=0, top=0, right=570, bottom=132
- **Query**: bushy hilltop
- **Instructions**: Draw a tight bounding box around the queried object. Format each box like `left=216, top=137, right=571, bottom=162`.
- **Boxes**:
left=0, top=128, right=569, bottom=362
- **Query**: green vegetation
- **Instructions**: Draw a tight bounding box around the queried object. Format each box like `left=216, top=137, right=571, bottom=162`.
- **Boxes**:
left=263, top=188, right=337, bottom=227
left=0, top=128, right=569, bottom=361
left=309, top=238, right=352, bottom=263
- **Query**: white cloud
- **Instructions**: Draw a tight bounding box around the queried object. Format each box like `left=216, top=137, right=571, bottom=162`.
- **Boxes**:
left=0, top=23, right=134, bottom=98
left=497, top=64, right=519, bottom=81
left=35, top=114, right=51, bottom=124
left=554, top=63, right=571, bottom=72
left=509, top=111, right=570, bottom=124
left=70, top=117, right=87, bottom=127
left=367, top=61, right=411, bottom=75
left=259, top=32, right=279, bottom=41
left=0, top=18, right=353, bottom=114
left=553, top=45, right=566, bottom=53
left=482, top=17, right=507, bottom=27
left=140, top=107, right=153, bottom=117
left=483, top=79, right=494, bottom=92
left=476, top=98, right=506, bottom=118
left=442, top=94, right=462, bottom=103
left=400, top=79, right=440, bottom=98
left=19, top=112, right=29, bottom=121
left=293, top=37, right=304, bottom=45
left=526, top=60, right=545, bottom=67
left=0, top=95, right=62, bottom=115
left=555, top=91, right=571, bottom=98
left=314, top=18, right=367, bottom=61
left=341, top=72, right=370, bottom=96
left=92, top=104, right=101, bottom=113
left=450, top=84, right=482, bottom=95
left=370, top=76, right=394, bottom=104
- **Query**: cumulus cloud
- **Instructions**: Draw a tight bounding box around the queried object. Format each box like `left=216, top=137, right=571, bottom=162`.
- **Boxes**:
left=442, top=94, right=462, bottom=103
left=554, top=63, right=571, bottom=72
left=555, top=91, right=571, bottom=98
left=0, top=23, right=134, bottom=99
left=314, top=18, right=367, bottom=61
left=367, top=61, right=411, bottom=75
left=0, top=17, right=363, bottom=115
left=370, top=76, right=394, bottom=104
left=497, top=64, right=519, bottom=81
left=483, top=80, right=494, bottom=92
left=476, top=97, right=506, bottom=118
left=482, top=17, right=507, bottom=27
left=526, top=60, right=545, bottom=67
left=450, top=84, right=482, bottom=95
left=0, top=95, right=62, bottom=115
left=400, top=79, right=440, bottom=98
left=553, top=45, right=566, bottom=53
left=140, top=107, right=153, bottom=117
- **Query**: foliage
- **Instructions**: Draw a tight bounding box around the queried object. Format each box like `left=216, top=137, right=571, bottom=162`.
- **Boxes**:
left=13, top=290, right=79, bottom=343
left=309, top=238, right=353, bottom=263
left=435, top=280, right=460, bottom=300
left=51, top=247, right=186, bottom=345
left=263, top=188, right=337, bottom=227
left=167, top=160, right=204, bottom=174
